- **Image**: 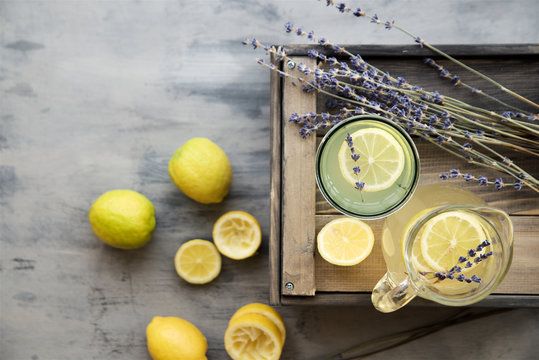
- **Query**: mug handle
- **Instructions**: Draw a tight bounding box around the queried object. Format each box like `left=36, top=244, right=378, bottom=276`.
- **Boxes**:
left=371, top=271, right=417, bottom=313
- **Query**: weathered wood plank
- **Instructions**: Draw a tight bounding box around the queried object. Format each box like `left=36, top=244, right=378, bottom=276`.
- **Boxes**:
left=281, top=293, right=539, bottom=307
left=308, top=56, right=539, bottom=114
left=269, top=53, right=282, bottom=305
left=281, top=56, right=318, bottom=296
left=314, top=215, right=539, bottom=294
left=284, top=44, right=539, bottom=57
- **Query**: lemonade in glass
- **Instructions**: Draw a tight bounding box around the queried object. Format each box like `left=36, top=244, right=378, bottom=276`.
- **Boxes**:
left=315, top=115, right=420, bottom=219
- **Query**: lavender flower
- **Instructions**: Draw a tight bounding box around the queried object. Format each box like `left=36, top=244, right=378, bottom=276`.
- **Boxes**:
left=384, top=20, right=395, bottom=30
left=345, top=133, right=365, bottom=194
left=353, top=8, right=365, bottom=17
left=246, top=21, right=538, bottom=192
left=420, top=239, right=493, bottom=284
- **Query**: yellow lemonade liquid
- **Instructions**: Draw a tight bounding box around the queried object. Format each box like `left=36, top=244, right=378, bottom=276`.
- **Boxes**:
left=382, top=184, right=494, bottom=294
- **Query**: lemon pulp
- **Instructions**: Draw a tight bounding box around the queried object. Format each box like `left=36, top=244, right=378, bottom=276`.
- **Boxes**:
left=213, top=211, right=261, bottom=260
left=419, top=211, right=486, bottom=272
left=175, top=239, right=222, bottom=284
left=338, top=128, right=405, bottom=192
left=229, top=303, right=286, bottom=345
left=225, top=313, right=283, bottom=360
left=317, top=217, right=375, bottom=266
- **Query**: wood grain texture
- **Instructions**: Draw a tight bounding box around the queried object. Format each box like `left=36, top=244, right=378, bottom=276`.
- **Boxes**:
left=284, top=44, right=539, bottom=57
left=269, top=53, right=282, bottom=305
left=281, top=56, right=317, bottom=296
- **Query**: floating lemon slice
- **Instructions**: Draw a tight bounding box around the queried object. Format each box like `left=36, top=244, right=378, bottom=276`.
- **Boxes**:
left=213, top=211, right=262, bottom=260
left=225, top=313, right=283, bottom=360
left=229, top=303, right=286, bottom=345
left=420, top=211, right=485, bottom=272
left=174, top=239, right=222, bottom=284
left=338, top=128, right=405, bottom=192
left=317, top=217, right=375, bottom=266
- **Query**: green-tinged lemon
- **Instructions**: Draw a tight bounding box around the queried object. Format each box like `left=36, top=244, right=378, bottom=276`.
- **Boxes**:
left=338, top=128, right=404, bottom=192
left=88, top=189, right=156, bottom=249
left=146, top=316, right=208, bottom=360
left=168, top=138, right=232, bottom=204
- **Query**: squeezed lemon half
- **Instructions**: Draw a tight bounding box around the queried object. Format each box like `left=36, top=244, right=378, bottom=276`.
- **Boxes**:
left=213, top=211, right=262, bottom=260
left=229, top=303, right=286, bottom=345
left=225, top=313, right=283, bottom=360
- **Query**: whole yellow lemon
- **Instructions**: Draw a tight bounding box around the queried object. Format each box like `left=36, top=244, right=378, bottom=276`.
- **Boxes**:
left=146, top=316, right=208, bottom=360
left=88, top=189, right=156, bottom=249
left=168, top=138, right=232, bottom=204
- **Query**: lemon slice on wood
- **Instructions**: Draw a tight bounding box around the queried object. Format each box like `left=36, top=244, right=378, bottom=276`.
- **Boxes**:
left=317, top=217, right=375, bottom=266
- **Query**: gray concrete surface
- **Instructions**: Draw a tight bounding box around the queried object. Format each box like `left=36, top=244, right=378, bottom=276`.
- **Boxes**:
left=1, top=1, right=538, bottom=359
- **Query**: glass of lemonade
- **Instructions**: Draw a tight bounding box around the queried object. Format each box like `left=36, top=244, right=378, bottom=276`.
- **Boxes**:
left=315, top=115, right=420, bottom=219
left=372, top=184, right=514, bottom=312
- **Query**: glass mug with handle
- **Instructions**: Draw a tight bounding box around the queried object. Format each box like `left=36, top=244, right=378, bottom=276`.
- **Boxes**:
left=372, top=185, right=514, bottom=312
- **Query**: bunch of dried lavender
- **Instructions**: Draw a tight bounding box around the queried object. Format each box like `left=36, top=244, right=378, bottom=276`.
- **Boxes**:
left=243, top=5, right=539, bottom=192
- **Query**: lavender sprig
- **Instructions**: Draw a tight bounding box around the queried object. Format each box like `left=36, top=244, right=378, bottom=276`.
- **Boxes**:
left=244, top=37, right=539, bottom=192
left=419, top=240, right=493, bottom=284
left=423, top=58, right=528, bottom=114
left=439, top=169, right=523, bottom=190
left=321, top=0, right=539, bottom=109
left=345, top=133, right=365, bottom=197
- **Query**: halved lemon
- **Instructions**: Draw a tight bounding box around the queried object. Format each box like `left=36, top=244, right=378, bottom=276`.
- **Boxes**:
left=317, top=217, right=375, bottom=266
left=338, top=128, right=405, bottom=192
left=229, top=303, right=286, bottom=345
left=174, top=239, right=222, bottom=284
left=225, top=313, right=283, bottom=360
left=420, top=211, right=485, bottom=272
left=213, top=211, right=261, bottom=260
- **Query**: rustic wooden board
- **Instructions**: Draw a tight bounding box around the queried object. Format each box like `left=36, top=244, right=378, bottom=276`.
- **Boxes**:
left=280, top=56, right=318, bottom=296
left=270, top=44, right=539, bottom=306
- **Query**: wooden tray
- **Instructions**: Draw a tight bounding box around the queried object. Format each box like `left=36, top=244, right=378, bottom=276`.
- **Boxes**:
left=269, top=44, right=539, bottom=306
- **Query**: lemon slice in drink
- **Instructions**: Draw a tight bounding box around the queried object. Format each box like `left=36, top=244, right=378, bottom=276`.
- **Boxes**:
left=420, top=211, right=485, bottom=272
left=317, top=218, right=374, bottom=266
left=175, top=239, right=222, bottom=284
left=338, top=128, right=405, bottom=192
left=213, top=211, right=262, bottom=260
left=229, top=303, right=286, bottom=345
left=225, top=313, right=283, bottom=360
left=401, top=208, right=435, bottom=273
